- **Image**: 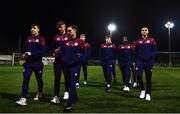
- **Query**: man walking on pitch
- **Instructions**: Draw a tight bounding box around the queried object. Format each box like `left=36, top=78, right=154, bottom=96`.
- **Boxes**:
left=76, top=34, right=91, bottom=87
left=134, top=26, right=157, bottom=101
left=50, top=21, right=69, bottom=104
left=16, top=24, right=46, bottom=106
left=118, top=36, right=133, bottom=92
left=61, top=25, right=85, bottom=112
left=100, top=35, right=116, bottom=92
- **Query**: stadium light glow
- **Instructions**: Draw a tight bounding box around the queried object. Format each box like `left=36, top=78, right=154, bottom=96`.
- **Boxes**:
left=108, top=23, right=116, bottom=36
left=165, top=21, right=174, bottom=29
left=165, top=21, right=174, bottom=67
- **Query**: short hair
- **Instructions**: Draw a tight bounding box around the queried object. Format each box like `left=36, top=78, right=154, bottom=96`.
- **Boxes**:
left=31, top=24, right=40, bottom=29
left=141, top=26, right=149, bottom=30
left=123, top=35, right=128, bottom=38
left=105, top=35, right=111, bottom=39
left=68, top=24, right=78, bottom=31
left=57, top=20, right=66, bottom=28
left=80, top=34, right=85, bottom=37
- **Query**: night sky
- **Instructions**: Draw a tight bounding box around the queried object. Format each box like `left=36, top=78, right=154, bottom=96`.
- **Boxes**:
left=0, top=0, right=180, bottom=58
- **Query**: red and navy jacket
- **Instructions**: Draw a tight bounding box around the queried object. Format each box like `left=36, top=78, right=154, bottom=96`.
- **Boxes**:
left=134, top=37, right=157, bottom=61
left=78, top=42, right=91, bottom=63
left=23, top=35, right=46, bottom=63
left=117, top=42, right=133, bottom=63
left=100, top=43, right=116, bottom=64
left=53, top=34, right=68, bottom=58
left=61, top=37, right=85, bottom=66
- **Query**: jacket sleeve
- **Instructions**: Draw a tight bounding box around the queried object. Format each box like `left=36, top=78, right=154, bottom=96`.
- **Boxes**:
left=85, top=44, right=92, bottom=59
left=113, top=44, right=117, bottom=61
left=117, top=45, right=121, bottom=63
left=99, top=45, right=103, bottom=62
left=150, top=39, right=157, bottom=59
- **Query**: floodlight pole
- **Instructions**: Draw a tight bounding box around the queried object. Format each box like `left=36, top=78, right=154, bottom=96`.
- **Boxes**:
left=110, top=30, right=112, bottom=36
left=168, top=27, right=171, bottom=67
left=165, top=21, right=174, bottom=67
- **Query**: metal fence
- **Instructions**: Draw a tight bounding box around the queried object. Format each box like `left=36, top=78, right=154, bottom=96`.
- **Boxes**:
left=155, top=52, right=180, bottom=67
left=0, top=52, right=180, bottom=67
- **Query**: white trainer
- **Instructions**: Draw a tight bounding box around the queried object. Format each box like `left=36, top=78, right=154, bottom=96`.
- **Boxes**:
left=107, top=84, right=111, bottom=88
left=83, top=81, right=87, bottom=86
left=50, top=96, right=60, bottom=104
left=34, top=92, right=42, bottom=101
left=76, top=83, right=80, bottom=88
left=123, top=86, right=130, bottom=92
left=145, top=94, right=151, bottom=101
left=106, top=84, right=111, bottom=92
left=63, top=92, right=69, bottom=100
left=133, top=82, right=137, bottom=87
left=16, top=98, right=27, bottom=106
left=139, top=90, right=146, bottom=99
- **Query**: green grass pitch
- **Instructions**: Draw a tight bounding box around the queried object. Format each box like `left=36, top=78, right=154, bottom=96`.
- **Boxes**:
left=0, top=65, right=180, bottom=113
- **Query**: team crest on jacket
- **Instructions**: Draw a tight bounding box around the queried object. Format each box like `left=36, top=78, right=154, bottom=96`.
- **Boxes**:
left=35, top=39, right=39, bottom=43
left=57, top=37, right=60, bottom=41
left=64, top=37, right=68, bottom=41
left=28, top=40, right=32, bottom=43
left=146, top=40, right=150, bottom=43
left=66, top=42, right=70, bottom=46
left=103, top=45, right=107, bottom=48
left=139, top=41, right=143, bottom=44
left=74, top=42, right=78, bottom=46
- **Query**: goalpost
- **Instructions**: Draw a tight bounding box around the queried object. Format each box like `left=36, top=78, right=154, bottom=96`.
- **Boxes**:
left=12, top=53, right=55, bottom=66
left=0, top=54, right=13, bottom=65
left=12, top=53, right=24, bottom=66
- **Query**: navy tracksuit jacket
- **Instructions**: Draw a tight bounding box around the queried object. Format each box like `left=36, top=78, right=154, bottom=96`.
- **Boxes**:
left=77, top=42, right=91, bottom=83
left=21, top=35, right=46, bottom=98
left=135, top=37, right=157, bottom=94
left=53, top=34, right=69, bottom=96
left=61, top=37, right=85, bottom=106
left=100, top=43, right=116, bottom=86
left=118, top=42, right=133, bottom=87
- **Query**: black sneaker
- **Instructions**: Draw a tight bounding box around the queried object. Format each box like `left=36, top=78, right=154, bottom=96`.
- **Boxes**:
left=63, top=105, right=72, bottom=113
